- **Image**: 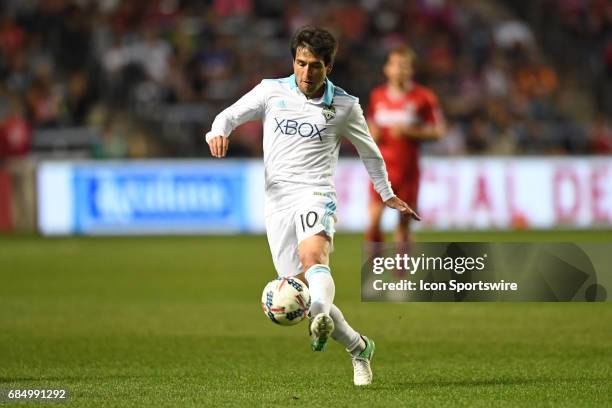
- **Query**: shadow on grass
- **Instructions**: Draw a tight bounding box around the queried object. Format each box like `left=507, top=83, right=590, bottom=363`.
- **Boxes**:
left=0, top=374, right=163, bottom=384
left=365, top=377, right=611, bottom=390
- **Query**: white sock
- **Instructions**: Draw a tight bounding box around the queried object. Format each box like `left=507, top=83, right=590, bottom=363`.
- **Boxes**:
left=305, top=264, right=335, bottom=316
left=329, top=304, right=365, bottom=355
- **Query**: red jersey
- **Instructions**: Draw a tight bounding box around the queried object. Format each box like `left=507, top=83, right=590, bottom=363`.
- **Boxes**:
left=367, top=83, right=443, bottom=176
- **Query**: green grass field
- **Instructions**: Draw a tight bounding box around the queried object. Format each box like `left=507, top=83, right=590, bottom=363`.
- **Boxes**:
left=1, top=231, right=611, bottom=407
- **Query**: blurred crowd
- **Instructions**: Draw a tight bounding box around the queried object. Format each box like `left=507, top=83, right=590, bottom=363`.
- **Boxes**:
left=0, top=0, right=610, bottom=159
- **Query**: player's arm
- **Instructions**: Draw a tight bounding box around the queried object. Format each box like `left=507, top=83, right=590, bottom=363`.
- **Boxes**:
left=367, top=119, right=382, bottom=142
left=343, top=102, right=420, bottom=221
left=394, top=91, right=445, bottom=141
left=365, top=92, right=382, bottom=142
left=205, top=82, right=267, bottom=158
left=394, top=122, right=445, bottom=140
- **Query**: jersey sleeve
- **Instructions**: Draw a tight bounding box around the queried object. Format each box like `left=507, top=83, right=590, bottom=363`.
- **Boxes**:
left=342, top=100, right=395, bottom=202
left=205, top=81, right=267, bottom=142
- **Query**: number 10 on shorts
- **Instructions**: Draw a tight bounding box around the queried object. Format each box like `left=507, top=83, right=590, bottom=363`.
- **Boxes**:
left=300, top=211, right=319, bottom=232
left=294, top=201, right=336, bottom=243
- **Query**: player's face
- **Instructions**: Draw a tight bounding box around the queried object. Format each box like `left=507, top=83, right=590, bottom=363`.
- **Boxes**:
left=384, top=53, right=413, bottom=84
left=293, top=47, right=331, bottom=99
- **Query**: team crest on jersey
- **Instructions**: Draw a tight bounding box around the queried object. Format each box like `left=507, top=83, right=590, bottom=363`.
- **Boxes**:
left=322, top=104, right=336, bottom=122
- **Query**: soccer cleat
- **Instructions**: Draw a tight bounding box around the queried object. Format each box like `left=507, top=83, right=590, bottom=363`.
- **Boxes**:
left=309, top=313, right=335, bottom=351
left=352, top=336, right=375, bottom=386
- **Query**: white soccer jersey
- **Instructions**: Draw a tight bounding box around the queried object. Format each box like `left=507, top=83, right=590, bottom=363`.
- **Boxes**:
left=206, top=74, right=394, bottom=214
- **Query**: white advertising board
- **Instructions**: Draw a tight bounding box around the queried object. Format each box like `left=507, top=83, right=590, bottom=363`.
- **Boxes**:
left=37, top=157, right=611, bottom=235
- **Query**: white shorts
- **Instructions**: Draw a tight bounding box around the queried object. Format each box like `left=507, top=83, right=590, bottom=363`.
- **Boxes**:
left=265, top=192, right=337, bottom=277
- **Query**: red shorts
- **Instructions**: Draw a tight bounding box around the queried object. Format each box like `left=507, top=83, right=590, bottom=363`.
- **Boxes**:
left=369, top=168, right=420, bottom=209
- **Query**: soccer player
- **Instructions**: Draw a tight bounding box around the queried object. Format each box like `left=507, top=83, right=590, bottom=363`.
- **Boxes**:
left=205, top=27, right=419, bottom=386
left=366, top=46, right=445, bottom=247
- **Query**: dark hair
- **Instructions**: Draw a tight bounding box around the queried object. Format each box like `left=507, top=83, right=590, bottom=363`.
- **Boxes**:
left=290, top=26, right=338, bottom=66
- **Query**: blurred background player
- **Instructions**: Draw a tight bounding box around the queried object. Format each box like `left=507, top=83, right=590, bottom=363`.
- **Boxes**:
left=366, top=46, right=445, bottom=250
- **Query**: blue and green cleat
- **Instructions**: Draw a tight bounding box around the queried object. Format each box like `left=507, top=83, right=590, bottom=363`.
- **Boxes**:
left=309, top=313, right=335, bottom=352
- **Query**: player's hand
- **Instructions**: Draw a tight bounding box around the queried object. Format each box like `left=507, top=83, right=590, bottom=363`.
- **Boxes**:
left=384, top=196, right=421, bottom=221
left=208, top=135, right=229, bottom=158
left=389, top=125, right=404, bottom=139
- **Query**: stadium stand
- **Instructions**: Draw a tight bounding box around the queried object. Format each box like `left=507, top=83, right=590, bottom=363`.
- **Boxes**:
left=0, top=0, right=610, bottom=159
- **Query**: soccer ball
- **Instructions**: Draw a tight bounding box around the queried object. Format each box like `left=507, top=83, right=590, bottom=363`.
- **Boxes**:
left=261, top=277, right=311, bottom=326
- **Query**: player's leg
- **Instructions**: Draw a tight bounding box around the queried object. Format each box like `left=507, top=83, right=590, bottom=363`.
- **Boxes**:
left=394, top=180, right=419, bottom=252
left=328, top=304, right=360, bottom=350
left=395, top=212, right=413, bottom=244
left=394, top=212, right=413, bottom=280
left=293, top=194, right=339, bottom=351
left=296, top=233, right=333, bottom=318
left=265, top=208, right=302, bottom=278
left=266, top=208, right=337, bottom=349
left=298, top=234, right=374, bottom=384
left=365, top=184, right=385, bottom=243
left=293, top=194, right=337, bottom=302
left=295, top=230, right=364, bottom=352
left=293, top=195, right=375, bottom=384
left=392, top=183, right=417, bottom=279
left=329, top=304, right=375, bottom=386
left=296, top=232, right=336, bottom=351
left=296, top=233, right=332, bottom=316
left=296, top=235, right=363, bottom=354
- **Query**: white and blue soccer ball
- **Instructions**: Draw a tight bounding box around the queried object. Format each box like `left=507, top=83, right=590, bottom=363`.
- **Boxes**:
left=261, top=277, right=311, bottom=326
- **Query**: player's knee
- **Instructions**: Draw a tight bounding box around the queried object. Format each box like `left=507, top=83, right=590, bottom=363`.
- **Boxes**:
left=299, top=233, right=330, bottom=271
left=300, top=251, right=328, bottom=272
